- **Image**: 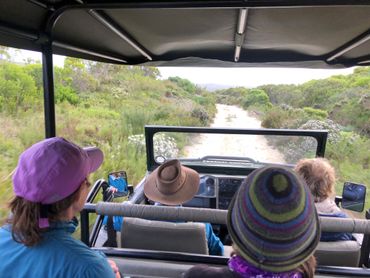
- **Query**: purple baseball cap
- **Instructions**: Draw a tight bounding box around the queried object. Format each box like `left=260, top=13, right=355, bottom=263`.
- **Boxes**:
left=13, top=137, right=104, bottom=204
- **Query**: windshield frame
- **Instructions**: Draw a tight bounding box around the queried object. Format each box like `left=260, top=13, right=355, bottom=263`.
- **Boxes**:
left=145, top=125, right=328, bottom=175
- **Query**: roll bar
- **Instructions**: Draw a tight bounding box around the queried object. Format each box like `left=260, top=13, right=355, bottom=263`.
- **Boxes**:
left=85, top=202, right=370, bottom=234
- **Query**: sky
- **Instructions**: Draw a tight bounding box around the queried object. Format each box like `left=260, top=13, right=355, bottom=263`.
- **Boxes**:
left=11, top=49, right=355, bottom=88
left=159, top=67, right=355, bottom=88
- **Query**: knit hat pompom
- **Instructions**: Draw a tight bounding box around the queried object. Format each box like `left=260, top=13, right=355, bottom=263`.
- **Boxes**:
left=227, top=166, right=320, bottom=273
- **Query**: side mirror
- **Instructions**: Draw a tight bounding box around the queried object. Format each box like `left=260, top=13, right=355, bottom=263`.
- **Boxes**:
left=108, top=170, right=129, bottom=198
left=341, top=182, right=366, bottom=212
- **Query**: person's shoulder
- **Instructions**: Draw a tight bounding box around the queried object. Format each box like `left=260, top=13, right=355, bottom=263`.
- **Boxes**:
left=77, top=257, right=115, bottom=278
left=45, top=236, right=114, bottom=277
left=0, top=225, right=20, bottom=248
left=183, top=265, right=239, bottom=278
left=45, top=232, right=107, bottom=263
left=0, top=224, right=11, bottom=233
left=315, top=198, right=343, bottom=215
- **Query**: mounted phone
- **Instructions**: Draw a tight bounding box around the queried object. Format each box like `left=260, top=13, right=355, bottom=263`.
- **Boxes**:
left=341, top=181, right=366, bottom=212
left=108, top=170, right=129, bottom=197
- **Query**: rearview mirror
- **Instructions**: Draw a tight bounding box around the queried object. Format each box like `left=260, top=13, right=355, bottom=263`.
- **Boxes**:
left=108, top=171, right=129, bottom=198
left=341, top=182, right=366, bottom=212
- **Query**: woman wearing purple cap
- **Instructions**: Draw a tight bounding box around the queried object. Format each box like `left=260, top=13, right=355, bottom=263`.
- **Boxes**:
left=184, top=166, right=320, bottom=278
left=0, top=137, right=120, bottom=278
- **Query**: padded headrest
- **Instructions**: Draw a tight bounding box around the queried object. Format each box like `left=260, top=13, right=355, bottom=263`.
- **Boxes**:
left=120, top=218, right=208, bottom=255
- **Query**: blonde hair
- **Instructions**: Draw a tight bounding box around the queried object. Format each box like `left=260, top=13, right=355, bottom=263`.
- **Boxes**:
left=295, top=158, right=336, bottom=202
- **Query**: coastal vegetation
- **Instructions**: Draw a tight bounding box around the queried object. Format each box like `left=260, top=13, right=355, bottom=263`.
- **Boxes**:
left=216, top=67, right=370, bottom=205
left=0, top=48, right=215, bottom=222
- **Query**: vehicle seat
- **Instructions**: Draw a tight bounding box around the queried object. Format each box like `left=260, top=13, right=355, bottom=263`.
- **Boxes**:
left=120, top=217, right=209, bottom=255
left=314, top=240, right=361, bottom=267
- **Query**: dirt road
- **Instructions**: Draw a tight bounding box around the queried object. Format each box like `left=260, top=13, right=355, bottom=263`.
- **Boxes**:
left=185, top=104, right=285, bottom=163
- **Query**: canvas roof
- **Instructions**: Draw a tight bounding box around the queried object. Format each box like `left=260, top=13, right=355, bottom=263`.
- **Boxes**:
left=0, top=0, right=369, bottom=68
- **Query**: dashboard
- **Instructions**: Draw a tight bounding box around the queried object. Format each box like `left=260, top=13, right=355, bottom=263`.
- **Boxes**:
left=184, top=175, right=245, bottom=210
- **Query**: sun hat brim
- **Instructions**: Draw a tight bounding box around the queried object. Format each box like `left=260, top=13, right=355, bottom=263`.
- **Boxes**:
left=84, top=147, right=104, bottom=174
left=144, top=162, right=200, bottom=206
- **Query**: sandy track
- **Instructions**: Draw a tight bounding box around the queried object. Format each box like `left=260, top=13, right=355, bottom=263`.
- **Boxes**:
left=185, top=104, right=285, bottom=163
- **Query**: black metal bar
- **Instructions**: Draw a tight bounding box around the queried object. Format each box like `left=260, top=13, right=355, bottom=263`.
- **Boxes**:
left=86, top=179, right=109, bottom=204
left=41, top=42, right=56, bottom=138
left=80, top=209, right=90, bottom=246
left=88, top=10, right=152, bottom=61
left=53, top=0, right=370, bottom=11
left=327, top=29, right=370, bottom=62
left=145, top=127, right=155, bottom=172
left=335, top=195, right=343, bottom=206
left=0, top=22, right=39, bottom=41
left=96, top=247, right=370, bottom=276
left=359, top=209, right=370, bottom=267
left=90, top=215, right=105, bottom=247
left=0, top=23, right=127, bottom=64
left=145, top=125, right=328, bottom=171
left=316, top=131, right=327, bottom=157
left=28, top=0, right=55, bottom=10
left=94, top=247, right=229, bottom=265
left=145, top=125, right=329, bottom=137
left=315, top=265, right=370, bottom=277
left=84, top=179, right=109, bottom=245
left=53, top=41, right=127, bottom=63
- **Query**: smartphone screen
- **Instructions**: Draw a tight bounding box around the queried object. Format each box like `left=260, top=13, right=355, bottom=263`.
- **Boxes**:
left=342, top=181, right=366, bottom=212
left=108, top=171, right=128, bottom=195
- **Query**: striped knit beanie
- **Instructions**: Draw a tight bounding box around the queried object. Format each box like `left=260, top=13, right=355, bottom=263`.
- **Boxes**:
left=227, top=166, right=320, bottom=273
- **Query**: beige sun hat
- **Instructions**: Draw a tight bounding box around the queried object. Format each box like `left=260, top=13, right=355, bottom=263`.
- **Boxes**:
left=144, top=159, right=200, bottom=205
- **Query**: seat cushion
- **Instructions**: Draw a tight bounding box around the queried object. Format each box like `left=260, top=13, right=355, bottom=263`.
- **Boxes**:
left=121, top=218, right=208, bottom=255
left=315, top=240, right=361, bottom=267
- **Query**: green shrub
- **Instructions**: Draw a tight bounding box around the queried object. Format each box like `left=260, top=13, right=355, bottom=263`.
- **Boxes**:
left=55, top=85, right=79, bottom=105
left=0, top=63, right=38, bottom=114
left=121, top=108, right=155, bottom=135
left=191, top=107, right=209, bottom=125
left=242, top=89, right=272, bottom=109
left=261, top=107, right=289, bottom=128
left=303, top=107, right=328, bottom=119
left=168, top=76, right=196, bottom=94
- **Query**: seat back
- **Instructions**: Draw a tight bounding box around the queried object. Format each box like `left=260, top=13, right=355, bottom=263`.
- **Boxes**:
left=120, top=218, right=209, bottom=255
left=315, top=240, right=361, bottom=267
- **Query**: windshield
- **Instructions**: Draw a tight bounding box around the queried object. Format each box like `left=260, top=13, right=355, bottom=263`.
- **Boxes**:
left=152, top=131, right=318, bottom=166
left=142, top=122, right=326, bottom=173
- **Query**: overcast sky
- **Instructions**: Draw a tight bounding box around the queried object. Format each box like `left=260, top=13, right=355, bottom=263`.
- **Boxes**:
left=12, top=49, right=355, bottom=88
left=159, top=67, right=355, bottom=88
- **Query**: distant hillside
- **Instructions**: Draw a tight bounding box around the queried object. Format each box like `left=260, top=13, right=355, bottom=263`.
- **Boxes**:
left=200, top=83, right=232, bottom=91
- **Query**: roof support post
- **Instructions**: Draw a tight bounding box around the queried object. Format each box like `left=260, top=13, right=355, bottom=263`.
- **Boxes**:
left=326, top=29, right=370, bottom=63
left=88, top=10, right=152, bottom=61
left=234, top=8, right=248, bottom=62
left=42, top=42, right=56, bottom=138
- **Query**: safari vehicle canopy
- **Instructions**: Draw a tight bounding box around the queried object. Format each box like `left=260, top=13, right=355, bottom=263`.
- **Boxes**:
left=1, top=1, right=370, bottom=277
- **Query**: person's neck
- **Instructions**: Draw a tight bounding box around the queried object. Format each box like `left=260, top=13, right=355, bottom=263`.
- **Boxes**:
left=52, top=207, right=75, bottom=222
